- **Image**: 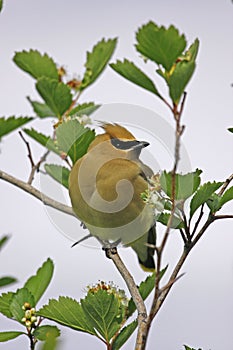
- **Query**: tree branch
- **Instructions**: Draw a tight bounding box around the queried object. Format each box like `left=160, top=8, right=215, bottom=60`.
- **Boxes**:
left=105, top=248, right=148, bottom=350
left=0, top=169, right=74, bottom=217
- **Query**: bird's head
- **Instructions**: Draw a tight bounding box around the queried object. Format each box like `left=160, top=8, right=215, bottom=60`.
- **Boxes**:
left=88, top=123, right=149, bottom=159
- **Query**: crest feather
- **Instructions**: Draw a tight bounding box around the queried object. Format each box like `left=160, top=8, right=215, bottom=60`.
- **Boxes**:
left=101, top=123, right=135, bottom=140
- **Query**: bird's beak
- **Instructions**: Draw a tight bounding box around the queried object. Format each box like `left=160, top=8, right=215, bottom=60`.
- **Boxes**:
left=133, top=141, right=150, bottom=150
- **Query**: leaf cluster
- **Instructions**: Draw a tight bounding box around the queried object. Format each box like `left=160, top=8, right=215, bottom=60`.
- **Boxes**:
left=38, top=273, right=158, bottom=349
left=0, top=259, right=59, bottom=347
left=156, top=169, right=233, bottom=231
left=111, top=21, right=199, bottom=106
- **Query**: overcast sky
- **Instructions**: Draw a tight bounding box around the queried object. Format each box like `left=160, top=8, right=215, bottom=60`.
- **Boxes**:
left=0, top=1, right=233, bottom=349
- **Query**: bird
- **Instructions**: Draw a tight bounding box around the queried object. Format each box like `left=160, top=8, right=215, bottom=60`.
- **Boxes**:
left=69, top=123, right=156, bottom=271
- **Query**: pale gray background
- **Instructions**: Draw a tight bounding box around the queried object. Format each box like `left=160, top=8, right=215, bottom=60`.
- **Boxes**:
left=0, top=1, right=233, bottom=349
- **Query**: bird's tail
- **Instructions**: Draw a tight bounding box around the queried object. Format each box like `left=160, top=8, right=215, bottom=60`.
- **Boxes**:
left=130, top=226, right=156, bottom=271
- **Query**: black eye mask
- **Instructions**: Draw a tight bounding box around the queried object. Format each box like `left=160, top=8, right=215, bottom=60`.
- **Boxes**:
left=111, top=138, right=141, bottom=150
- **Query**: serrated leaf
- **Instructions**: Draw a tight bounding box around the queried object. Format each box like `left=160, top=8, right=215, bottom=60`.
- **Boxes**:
left=36, top=77, right=72, bottom=118
left=9, top=288, right=35, bottom=323
left=0, top=292, right=14, bottom=319
left=190, top=181, right=223, bottom=218
left=160, top=169, right=202, bottom=201
left=27, top=97, right=56, bottom=118
left=33, top=325, right=60, bottom=341
left=13, top=50, right=58, bottom=80
left=136, top=22, right=186, bottom=71
left=38, top=296, right=97, bottom=335
left=81, top=38, right=117, bottom=90
left=112, top=320, right=137, bottom=350
left=69, top=102, right=101, bottom=117
left=0, top=331, right=24, bottom=342
left=168, top=60, right=196, bottom=104
left=23, top=258, right=54, bottom=304
left=0, top=277, right=17, bottom=288
left=0, top=235, right=9, bottom=251
left=0, top=116, right=32, bottom=140
left=81, top=289, right=124, bottom=341
left=23, top=128, right=59, bottom=154
left=157, top=212, right=184, bottom=229
left=110, top=59, right=162, bottom=98
left=45, top=164, right=70, bottom=189
left=56, top=119, right=95, bottom=164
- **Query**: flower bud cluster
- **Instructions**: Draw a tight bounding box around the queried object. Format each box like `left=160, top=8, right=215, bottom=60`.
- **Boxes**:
left=21, top=302, right=37, bottom=329
left=141, top=173, right=165, bottom=215
left=87, top=280, right=128, bottom=307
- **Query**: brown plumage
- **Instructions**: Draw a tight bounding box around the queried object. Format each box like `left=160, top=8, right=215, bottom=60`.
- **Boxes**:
left=69, top=123, right=156, bottom=270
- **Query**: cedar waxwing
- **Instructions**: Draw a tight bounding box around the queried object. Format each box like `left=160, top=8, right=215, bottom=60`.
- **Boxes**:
left=69, top=123, right=156, bottom=270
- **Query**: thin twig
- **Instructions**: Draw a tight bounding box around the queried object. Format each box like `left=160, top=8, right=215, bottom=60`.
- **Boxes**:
left=190, top=203, right=205, bottom=238
left=19, top=131, right=50, bottom=184
left=213, top=214, right=233, bottom=220
left=218, top=173, right=233, bottom=196
left=65, top=90, right=83, bottom=116
left=0, top=169, right=74, bottom=216
left=179, top=228, right=187, bottom=243
left=18, top=131, right=35, bottom=168
left=180, top=208, right=190, bottom=241
left=151, top=215, right=215, bottom=319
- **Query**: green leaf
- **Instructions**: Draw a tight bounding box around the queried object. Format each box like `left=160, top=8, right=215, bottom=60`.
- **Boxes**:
left=168, top=60, right=196, bottom=104
left=188, top=38, right=199, bottom=62
left=9, top=288, right=35, bottom=323
left=23, top=258, right=54, bottom=305
left=23, top=128, right=59, bottom=154
left=0, top=331, right=24, bottom=342
left=206, top=193, right=221, bottom=213
left=190, top=181, right=223, bottom=218
left=33, top=325, right=60, bottom=341
left=13, top=50, right=58, bottom=80
left=184, top=346, right=202, bottom=350
left=69, top=102, right=101, bottom=117
left=81, top=38, right=117, bottom=90
left=40, top=332, right=58, bottom=350
left=0, top=235, right=9, bottom=251
left=27, top=97, right=56, bottom=118
left=0, top=292, right=14, bottom=319
left=157, top=212, right=184, bottom=229
left=0, top=277, right=17, bottom=288
left=136, top=22, right=186, bottom=71
left=56, top=119, right=95, bottom=164
left=0, top=116, right=32, bottom=140
left=228, top=127, right=233, bottom=133
left=44, top=164, right=70, bottom=189
left=0, top=0, right=3, bottom=13
left=38, top=296, right=97, bottom=335
left=81, top=289, right=124, bottom=341
left=110, top=59, right=162, bottom=98
left=160, top=169, right=202, bottom=201
left=36, top=77, right=72, bottom=118
left=220, top=186, right=233, bottom=207
left=112, top=320, right=137, bottom=350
